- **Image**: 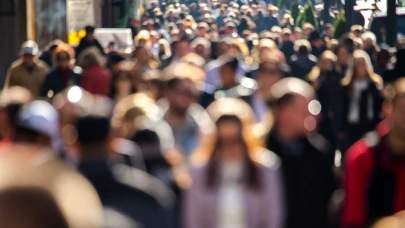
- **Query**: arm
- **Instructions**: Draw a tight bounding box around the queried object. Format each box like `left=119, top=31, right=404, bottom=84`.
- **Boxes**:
left=3, top=67, right=13, bottom=89
left=341, top=141, right=374, bottom=228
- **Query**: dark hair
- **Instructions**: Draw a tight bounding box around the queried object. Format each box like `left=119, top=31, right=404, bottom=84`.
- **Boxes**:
left=14, top=127, right=45, bottom=144
left=267, top=93, right=295, bottom=110
left=132, top=45, right=148, bottom=59
left=77, top=116, right=110, bottom=144
left=298, top=45, right=309, bottom=54
left=205, top=115, right=262, bottom=191
left=0, top=187, right=69, bottom=228
left=85, top=26, right=95, bottom=34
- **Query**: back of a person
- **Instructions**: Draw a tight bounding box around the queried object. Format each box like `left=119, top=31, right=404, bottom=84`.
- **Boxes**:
left=290, top=54, right=317, bottom=79
left=81, top=64, right=111, bottom=96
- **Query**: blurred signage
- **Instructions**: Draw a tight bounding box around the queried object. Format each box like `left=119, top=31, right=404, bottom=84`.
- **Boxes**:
left=66, top=0, right=95, bottom=45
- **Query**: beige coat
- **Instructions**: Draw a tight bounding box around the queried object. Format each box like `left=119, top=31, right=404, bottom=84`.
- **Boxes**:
left=4, top=58, right=49, bottom=97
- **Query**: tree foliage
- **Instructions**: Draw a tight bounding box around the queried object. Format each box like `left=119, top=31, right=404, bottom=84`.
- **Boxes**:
left=290, top=0, right=300, bottom=23
left=295, top=2, right=319, bottom=30
left=334, top=12, right=347, bottom=39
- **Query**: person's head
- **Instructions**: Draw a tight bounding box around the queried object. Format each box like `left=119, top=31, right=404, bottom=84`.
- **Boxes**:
left=85, top=26, right=96, bottom=42
left=219, top=58, right=239, bottom=88
left=308, top=50, right=336, bottom=82
left=361, top=31, right=377, bottom=51
left=197, top=22, right=209, bottom=37
left=191, top=37, right=211, bottom=60
left=302, top=23, right=314, bottom=39
left=225, top=22, right=236, bottom=34
left=0, top=87, right=32, bottom=141
left=149, top=30, right=159, bottom=44
left=376, top=48, right=390, bottom=67
left=15, top=100, right=59, bottom=148
left=165, top=77, right=198, bottom=116
left=283, top=14, right=293, bottom=25
left=308, top=30, right=322, bottom=48
left=0, top=187, right=69, bottom=228
left=132, top=45, right=151, bottom=66
left=282, top=28, right=292, bottom=43
left=257, top=50, right=284, bottom=91
left=334, top=44, right=349, bottom=66
left=20, top=41, right=39, bottom=67
left=201, top=98, right=262, bottom=190
left=158, top=38, right=171, bottom=57
left=324, top=23, right=333, bottom=37
left=268, top=77, right=320, bottom=138
left=174, top=37, right=191, bottom=59
left=77, top=47, right=104, bottom=69
left=351, top=25, right=363, bottom=38
left=294, top=39, right=312, bottom=55
left=53, top=43, right=73, bottom=69
left=293, top=27, right=302, bottom=40
left=383, top=78, right=405, bottom=135
left=113, top=61, right=135, bottom=99
left=342, top=50, right=383, bottom=87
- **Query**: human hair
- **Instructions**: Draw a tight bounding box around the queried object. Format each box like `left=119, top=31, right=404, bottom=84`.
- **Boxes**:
left=341, top=50, right=383, bottom=89
left=158, top=39, right=172, bottom=56
left=303, top=23, right=315, bottom=31
left=294, top=39, right=312, bottom=53
left=282, top=14, right=294, bottom=25
left=85, top=25, right=95, bottom=34
left=77, top=47, right=104, bottom=69
left=191, top=37, right=211, bottom=50
left=53, top=43, right=74, bottom=63
left=205, top=114, right=262, bottom=190
left=361, top=31, right=377, bottom=46
left=307, top=50, right=337, bottom=83
left=0, top=187, right=69, bottom=228
left=134, top=30, right=151, bottom=48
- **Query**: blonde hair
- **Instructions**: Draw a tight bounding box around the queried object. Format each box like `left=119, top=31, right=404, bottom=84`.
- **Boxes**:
left=307, top=50, right=337, bottom=83
left=294, top=39, right=312, bottom=53
left=77, top=47, right=105, bottom=69
left=341, top=50, right=383, bottom=88
left=251, top=38, right=277, bottom=64
left=134, top=30, right=151, bottom=48
left=158, top=38, right=171, bottom=56
left=283, top=14, right=294, bottom=25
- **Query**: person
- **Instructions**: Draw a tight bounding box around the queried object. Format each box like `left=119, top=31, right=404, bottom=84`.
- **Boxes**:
left=308, top=30, right=327, bottom=58
left=74, top=95, right=176, bottom=228
left=302, top=23, right=315, bottom=39
left=281, top=14, right=294, bottom=30
left=159, top=64, right=214, bottom=157
left=184, top=98, right=285, bottom=228
left=158, top=38, right=172, bottom=63
left=333, top=44, right=349, bottom=77
left=0, top=187, right=69, bottom=228
left=374, top=47, right=390, bottom=77
left=245, top=51, right=287, bottom=122
left=75, top=25, right=105, bottom=58
left=40, top=43, right=81, bottom=99
left=4, top=40, right=49, bottom=97
left=384, top=43, right=405, bottom=83
left=0, top=100, right=103, bottom=228
left=307, top=50, right=341, bottom=150
left=39, top=39, right=63, bottom=68
left=293, top=27, right=302, bottom=41
left=361, top=32, right=379, bottom=65
left=289, top=39, right=317, bottom=79
left=160, top=38, right=191, bottom=69
left=342, top=78, right=405, bottom=228
left=280, top=28, right=295, bottom=62
left=110, top=61, right=136, bottom=103
left=324, top=23, right=334, bottom=39
left=133, top=45, right=157, bottom=73
left=77, top=47, right=111, bottom=96
left=191, top=37, right=212, bottom=63
left=254, top=9, right=267, bottom=33
left=265, top=77, right=336, bottom=228
left=266, top=5, right=279, bottom=30
left=199, top=57, right=256, bottom=108
left=338, top=50, right=384, bottom=153
left=0, top=87, right=32, bottom=147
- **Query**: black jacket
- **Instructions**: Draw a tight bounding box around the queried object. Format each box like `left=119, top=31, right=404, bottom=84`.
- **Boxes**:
left=266, top=132, right=336, bottom=228
left=78, top=160, right=175, bottom=228
left=40, top=67, right=81, bottom=98
left=75, top=37, right=105, bottom=58
left=289, top=54, right=317, bottom=79
left=280, top=41, right=295, bottom=63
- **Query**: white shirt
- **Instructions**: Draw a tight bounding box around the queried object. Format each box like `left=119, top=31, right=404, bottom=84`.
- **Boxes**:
left=348, top=80, right=374, bottom=123
left=252, top=92, right=269, bottom=123
left=218, top=162, right=245, bottom=228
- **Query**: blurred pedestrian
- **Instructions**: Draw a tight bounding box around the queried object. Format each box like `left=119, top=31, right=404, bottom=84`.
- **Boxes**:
left=266, top=77, right=336, bottom=228
left=185, top=98, right=285, bottom=228
left=77, top=47, right=111, bottom=96
left=39, top=39, right=63, bottom=68
left=40, top=43, right=80, bottom=99
left=338, top=50, right=384, bottom=153
left=289, top=39, right=317, bottom=79
left=75, top=25, right=105, bottom=58
left=342, top=78, right=405, bottom=228
left=4, top=41, right=49, bottom=97
left=160, top=37, right=191, bottom=69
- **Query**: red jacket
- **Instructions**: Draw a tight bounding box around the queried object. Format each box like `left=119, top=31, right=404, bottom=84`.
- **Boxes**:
left=81, top=64, right=111, bottom=96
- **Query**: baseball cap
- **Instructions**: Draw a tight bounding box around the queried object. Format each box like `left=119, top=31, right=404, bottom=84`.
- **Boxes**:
left=21, top=40, right=39, bottom=55
left=17, top=100, right=59, bottom=139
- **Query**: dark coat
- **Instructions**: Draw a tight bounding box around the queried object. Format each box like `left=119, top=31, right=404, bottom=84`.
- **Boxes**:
left=78, top=160, right=175, bottom=228
left=40, top=67, right=81, bottom=98
left=280, top=41, right=295, bottom=62
left=338, top=81, right=383, bottom=152
left=289, top=54, right=317, bottom=79
left=159, top=55, right=174, bottom=70
left=266, top=132, right=336, bottom=228
left=75, top=37, right=105, bottom=58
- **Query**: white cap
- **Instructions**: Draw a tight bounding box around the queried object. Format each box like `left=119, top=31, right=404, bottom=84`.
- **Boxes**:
left=21, top=40, right=39, bottom=55
left=17, top=100, right=59, bottom=140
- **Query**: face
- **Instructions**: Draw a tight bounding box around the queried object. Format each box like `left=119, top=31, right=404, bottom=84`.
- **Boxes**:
left=195, top=44, right=208, bottom=59
left=175, top=41, right=190, bottom=58
left=167, top=79, right=198, bottom=114
left=134, top=48, right=150, bottom=64
left=23, top=54, right=35, bottom=66
left=116, top=72, right=133, bottom=95
left=217, top=119, right=243, bottom=159
left=326, top=28, right=333, bottom=36
left=56, top=52, right=70, bottom=69
left=304, top=28, right=312, bottom=38
left=280, top=95, right=318, bottom=136
left=294, top=31, right=301, bottom=40
left=389, top=97, right=405, bottom=134
left=337, top=47, right=348, bottom=65
left=87, top=32, right=95, bottom=42
left=321, top=59, right=333, bottom=72
left=282, top=34, right=290, bottom=42
left=258, top=62, right=281, bottom=90
left=355, top=58, right=368, bottom=78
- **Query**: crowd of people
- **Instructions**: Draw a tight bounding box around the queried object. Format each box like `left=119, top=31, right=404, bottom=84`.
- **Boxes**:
left=1, top=0, right=405, bottom=228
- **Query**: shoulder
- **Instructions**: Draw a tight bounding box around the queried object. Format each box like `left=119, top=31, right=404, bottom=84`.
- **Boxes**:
left=112, top=164, right=176, bottom=208
left=8, top=59, right=24, bottom=71
left=307, top=133, right=330, bottom=153
left=345, top=132, right=377, bottom=169
left=308, top=54, right=318, bottom=63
